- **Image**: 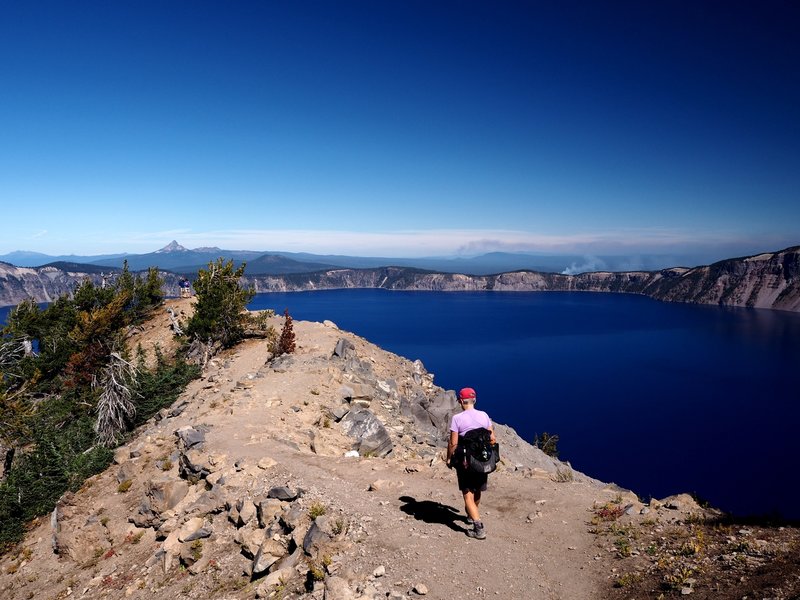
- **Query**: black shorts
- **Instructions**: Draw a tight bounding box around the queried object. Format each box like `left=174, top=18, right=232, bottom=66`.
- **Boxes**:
left=456, top=467, right=488, bottom=493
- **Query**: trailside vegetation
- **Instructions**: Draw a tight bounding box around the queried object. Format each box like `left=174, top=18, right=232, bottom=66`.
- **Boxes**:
left=0, top=269, right=198, bottom=553
left=533, top=432, right=560, bottom=458
left=277, top=309, right=296, bottom=355
left=182, top=259, right=277, bottom=368
left=184, top=259, right=255, bottom=349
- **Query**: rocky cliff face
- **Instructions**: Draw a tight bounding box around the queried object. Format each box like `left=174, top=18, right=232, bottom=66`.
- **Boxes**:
left=247, top=246, right=800, bottom=312
left=1, top=246, right=798, bottom=312
left=0, top=263, right=185, bottom=308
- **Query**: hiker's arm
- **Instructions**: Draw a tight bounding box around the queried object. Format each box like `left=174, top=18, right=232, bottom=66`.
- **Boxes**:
left=447, top=430, right=458, bottom=462
left=489, top=425, right=496, bottom=445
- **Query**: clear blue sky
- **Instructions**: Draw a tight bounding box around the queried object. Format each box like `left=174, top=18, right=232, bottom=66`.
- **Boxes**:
left=1, top=1, right=798, bottom=260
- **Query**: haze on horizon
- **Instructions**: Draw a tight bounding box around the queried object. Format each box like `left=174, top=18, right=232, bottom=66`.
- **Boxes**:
left=1, top=1, right=798, bottom=264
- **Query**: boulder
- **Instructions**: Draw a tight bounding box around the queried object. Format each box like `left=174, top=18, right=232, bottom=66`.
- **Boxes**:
left=234, top=528, right=266, bottom=559
left=175, top=426, right=206, bottom=450
left=256, top=567, right=295, bottom=598
left=53, top=519, right=108, bottom=563
left=280, top=504, right=307, bottom=531
left=240, top=499, right=258, bottom=523
left=257, top=498, right=284, bottom=528
left=271, top=355, right=294, bottom=372
left=341, top=383, right=372, bottom=407
left=662, top=493, right=701, bottom=512
left=185, top=487, right=229, bottom=517
left=302, top=517, right=332, bottom=557
left=327, top=405, right=350, bottom=422
left=252, top=538, right=287, bottom=576
left=339, top=407, right=393, bottom=457
left=424, top=389, right=459, bottom=433
left=116, top=462, right=136, bottom=484
left=268, top=486, right=300, bottom=502
left=324, top=576, right=357, bottom=600
left=332, top=338, right=355, bottom=359
left=179, top=448, right=211, bottom=480
left=177, top=517, right=205, bottom=542
left=399, top=394, right=437, bottom=437
left=146, top=478, right=190, bottom=515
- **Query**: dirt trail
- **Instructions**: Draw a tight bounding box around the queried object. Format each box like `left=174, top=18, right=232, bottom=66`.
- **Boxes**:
left=153, top=310, right=613, bottom=598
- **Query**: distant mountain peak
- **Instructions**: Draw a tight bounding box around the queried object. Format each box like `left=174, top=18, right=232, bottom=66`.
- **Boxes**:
left=155, top=240, right=189, bottom=253
left=192, top=246, right=223, bottom=253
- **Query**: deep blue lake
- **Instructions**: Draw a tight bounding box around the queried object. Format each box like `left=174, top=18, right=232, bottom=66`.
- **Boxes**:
left=249, top=290, right=800, bottom=520
left=3, top=290, right=799, bottom=519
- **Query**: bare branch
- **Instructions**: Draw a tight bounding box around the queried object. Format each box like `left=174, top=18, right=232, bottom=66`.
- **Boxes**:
left=166, top=307, right=184, bottom=335
left=93, top=352, right=139, bottom=446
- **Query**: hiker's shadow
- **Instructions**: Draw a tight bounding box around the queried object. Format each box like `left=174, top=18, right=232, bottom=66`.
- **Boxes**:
left=399, top=495, right=469, bottom=533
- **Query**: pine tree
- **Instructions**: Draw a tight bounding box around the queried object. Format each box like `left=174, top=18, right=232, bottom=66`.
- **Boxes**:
left=277, top=309, right=295, bottom=355
left=185, top=259, right=254, bottom=348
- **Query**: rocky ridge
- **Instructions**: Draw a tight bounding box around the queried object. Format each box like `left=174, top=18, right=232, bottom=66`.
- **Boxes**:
left=2, top=246, right=799, bottom=312
left=1, top=303, right=798, bottom=599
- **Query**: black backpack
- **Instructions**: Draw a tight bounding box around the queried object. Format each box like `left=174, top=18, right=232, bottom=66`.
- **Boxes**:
left=458, top=427, right=498, bottom=474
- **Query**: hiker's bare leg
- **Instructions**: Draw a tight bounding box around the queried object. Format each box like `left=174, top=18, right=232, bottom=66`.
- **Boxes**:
left=463, top=490, right=480, bottom=522
left=474, top=489, right=482, bottom=512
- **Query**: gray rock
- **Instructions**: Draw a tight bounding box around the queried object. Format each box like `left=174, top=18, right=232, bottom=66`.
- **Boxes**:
left=328, top=405, right=350, bottom=422
left=255, top=567, right=295, bottom=598
left=252, top=539, right=286, bottom=576
left=175, top=426, right=206, bottom=449
left=339, top=407, right=393, bottom=457
left=131, top=499, right=159, bottom=528
left=271, top=355, right=294, bottom=372
left=257, top=498, right=283, bottom=528
left=183, top=527, right=212, bottom=542
left=147, top=479, right=190, bottom=514
left=324, top=576, right=357, bottom=600
left=268, top=486, right=300, bottom=502
left=424, top=389, right=459, bottom=432
left=116, top=463, right=135, bottom=484
left=280, top=504, right=307, bottom=531
left=275, top=547, right=302, bottom=571
left=169, top=401, right=189, bottom=418
left=179, top=448, right=211, bottom=480
left=332, top=338, right=355, bottom=359
left=234, top=528, right=265, bottom=559
left=341, top=383, right=373, bottom=407
left=399, top=394, right=437, bottom=436
left=302, top=518, right=331, bottom=556
left=237, top=500, right=257, bottom=527
left=186, top=488, right=228, bottom=516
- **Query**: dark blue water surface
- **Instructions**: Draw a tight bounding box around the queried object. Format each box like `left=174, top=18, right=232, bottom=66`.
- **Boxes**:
left=249, top=290, right=800, bottom=519
left=2, top=290, right=799, bottom=518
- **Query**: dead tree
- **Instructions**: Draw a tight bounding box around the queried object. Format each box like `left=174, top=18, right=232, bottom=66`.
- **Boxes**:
left=93, top=352, right=138, bottom=446
left=167, top=306, right=184, bottom=335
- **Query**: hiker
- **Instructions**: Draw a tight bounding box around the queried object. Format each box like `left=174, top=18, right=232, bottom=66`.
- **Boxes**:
left=180, top=278, right=191, bottom=298
left=447, top=387, right=496, bottom=539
